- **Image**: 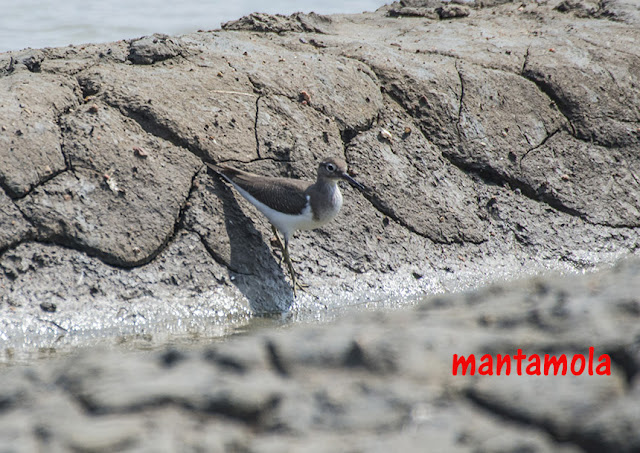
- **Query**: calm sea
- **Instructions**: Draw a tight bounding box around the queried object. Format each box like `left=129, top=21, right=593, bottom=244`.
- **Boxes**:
left=0, top=0, right=388, bottom=53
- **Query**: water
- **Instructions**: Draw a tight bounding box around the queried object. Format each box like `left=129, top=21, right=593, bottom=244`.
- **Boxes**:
left=0, top=0, right=388, bottom=53
left=0, top=254, right=588, bottom=368
left=0, top=288, right=429, bottom=368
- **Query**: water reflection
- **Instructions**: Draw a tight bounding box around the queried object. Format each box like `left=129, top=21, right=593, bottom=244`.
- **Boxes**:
left=0, top=293, right=423, bottom=368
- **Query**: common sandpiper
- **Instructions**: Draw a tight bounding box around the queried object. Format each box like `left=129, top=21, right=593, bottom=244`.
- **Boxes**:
left=207, top=157, right=365, bottom=295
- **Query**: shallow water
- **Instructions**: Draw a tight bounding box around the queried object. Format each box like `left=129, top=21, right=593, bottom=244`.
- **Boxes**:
left=0, top=291, right=425, bottom=368
left=0, top=252, right=591, bottom=369
left=1, top=0, right=387, bottom=53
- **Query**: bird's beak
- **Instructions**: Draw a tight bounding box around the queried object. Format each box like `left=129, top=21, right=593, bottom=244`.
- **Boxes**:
left=341, top=172, right=366, bottom=192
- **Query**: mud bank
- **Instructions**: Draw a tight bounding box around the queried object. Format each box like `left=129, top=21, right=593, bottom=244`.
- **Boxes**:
left=1, top=0, right=639, bottom=349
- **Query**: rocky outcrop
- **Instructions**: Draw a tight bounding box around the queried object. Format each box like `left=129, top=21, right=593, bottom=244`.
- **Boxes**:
left=0, top=0, right=639, bottom=355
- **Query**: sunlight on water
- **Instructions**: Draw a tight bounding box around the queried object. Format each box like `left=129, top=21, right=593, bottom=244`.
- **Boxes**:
left=0, top=256, right=586, bottom=368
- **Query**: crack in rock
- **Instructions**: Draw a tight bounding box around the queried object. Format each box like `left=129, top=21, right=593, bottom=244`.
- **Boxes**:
left=521, top=60, right=578, bottom=139
left=254, top=95, right=263, bottom=159
left=518, top=128, right=562, bottom=170
left=455, top=60, right=465, bottom=135
left=148, top=167, right=207, bottom=267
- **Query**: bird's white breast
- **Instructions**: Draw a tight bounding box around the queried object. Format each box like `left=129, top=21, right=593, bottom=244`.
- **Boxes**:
left=228, top=183, right=316, bottom=239
left=318, top=183, right=343, bottom=223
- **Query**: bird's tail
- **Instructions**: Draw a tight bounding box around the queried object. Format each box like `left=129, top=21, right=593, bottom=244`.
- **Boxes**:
left=204, top=162, right=244, bottom=185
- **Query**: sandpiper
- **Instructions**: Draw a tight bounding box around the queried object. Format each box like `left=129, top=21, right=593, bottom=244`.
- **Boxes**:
left=207, top=157, right=365, bottom=295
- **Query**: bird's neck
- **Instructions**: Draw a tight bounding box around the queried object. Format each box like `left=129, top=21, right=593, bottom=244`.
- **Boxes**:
left=310, top=178, right=343, bottom=223
left=315, top=176, right=337, bottom=189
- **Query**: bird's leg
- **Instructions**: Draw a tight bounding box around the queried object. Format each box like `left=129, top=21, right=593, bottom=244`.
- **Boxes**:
left=271, top=226, right=285, bottom=264
left=270, top=226, right=307, bottom=295
left=282, top=237, right=297, bottom=296
left=282, top=237, right=308, bottom=296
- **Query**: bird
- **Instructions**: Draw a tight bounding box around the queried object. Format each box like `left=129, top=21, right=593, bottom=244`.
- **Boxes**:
left=206, top=157, right=365, bottom=295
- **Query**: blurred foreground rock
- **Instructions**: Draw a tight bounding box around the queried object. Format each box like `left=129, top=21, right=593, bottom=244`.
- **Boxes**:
left=1, top=258, right=639, bottom=452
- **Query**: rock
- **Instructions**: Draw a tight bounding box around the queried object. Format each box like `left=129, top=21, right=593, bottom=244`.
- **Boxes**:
left=453, top=61, right=566, bottom=178
left=387, top=6, right=439, bottom=19
left=0, top=72, right=79, bottom=198
left=519, top=132, right=640, bottom=227
left=436, top=4, right=470, bottom=19
left=207, top=37, right=383, bottom=133
left=255, top=95, right=344, bottom=174
left=0, top=230, right=249, bottom=342
left=522, top=42, right=640, bottom=148
left=0, top=191, right=31, bottom=251
left=599, top=0, right=640, bottom=25
left=127, top=34, right=190, bottom=65
left=345, top=102, right=486, bottom=244
left=17, top=102, right=202, bottom=266
left=39, top=301, right=56, bottom=313
left=78, top=61, right=259, bottom=163
left=222, top=12, right=332, bottom=34
left=388, top=1, right=470, bottom=20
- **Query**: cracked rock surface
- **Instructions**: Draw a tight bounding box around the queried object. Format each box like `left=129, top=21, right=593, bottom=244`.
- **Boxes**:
left=1, top=0, right=640, bottom=449
left=0, top=71, right=78, bottom=198
left=18, top=102, right=202, bottom=266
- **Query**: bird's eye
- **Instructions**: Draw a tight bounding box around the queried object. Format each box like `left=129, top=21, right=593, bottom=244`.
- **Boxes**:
left=326, top=163, right=336, bottom=172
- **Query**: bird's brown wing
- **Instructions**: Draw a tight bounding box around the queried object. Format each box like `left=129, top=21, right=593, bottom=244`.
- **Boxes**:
left=208, top=163, right=311, bottom=215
